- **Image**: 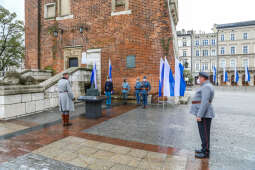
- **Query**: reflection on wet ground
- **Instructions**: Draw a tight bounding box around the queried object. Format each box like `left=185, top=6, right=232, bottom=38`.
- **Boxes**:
left=0, top=90, right=255, bottom=169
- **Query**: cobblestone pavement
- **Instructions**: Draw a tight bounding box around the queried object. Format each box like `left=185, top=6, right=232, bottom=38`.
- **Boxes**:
left=84, top=89, right=255, bottom=170
left=0, top=89, right=254, bottom=170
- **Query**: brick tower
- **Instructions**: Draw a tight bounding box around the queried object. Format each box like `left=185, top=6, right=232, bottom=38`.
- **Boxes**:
left=25, top=0, right=179, bottom=94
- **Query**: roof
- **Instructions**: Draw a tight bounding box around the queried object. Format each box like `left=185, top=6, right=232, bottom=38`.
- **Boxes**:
left=216, top=20, right=255, bottom=29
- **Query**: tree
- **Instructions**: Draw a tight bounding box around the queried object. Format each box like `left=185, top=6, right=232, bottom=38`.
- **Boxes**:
left=184, top=70, right=194, bottom=86
left=0, top=6, right=24, bottom=71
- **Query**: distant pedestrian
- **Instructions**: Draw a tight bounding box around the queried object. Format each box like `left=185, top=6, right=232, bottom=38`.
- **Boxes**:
left=190, top=72, right=215, bottom=159
left=105, top=77, right=113, bottom=106
left=141, top=76, right=151, bottom=109
left=58, top=73, right=75, bottom=127
left=135, top=78, right=142, bottom=105
left=121, top=79, right=130, bottom=104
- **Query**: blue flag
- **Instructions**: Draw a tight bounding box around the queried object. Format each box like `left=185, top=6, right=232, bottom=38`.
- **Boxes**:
left=179, top=63, right=186, bottom=96
left=224, top=68, right=228, bottom=82
left=169, top=68, right=175, bottom=97
left=245, top=66, right=250, bottom=82
left=235, top=67, right=239, bottom=83
left=213, top=66, right=216, bottom=83
left=90, top=64, right=97, bottom=88
left=108, top=59, right=112, bottom=80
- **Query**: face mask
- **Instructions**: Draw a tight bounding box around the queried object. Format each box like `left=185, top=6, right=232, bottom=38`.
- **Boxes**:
left=143, top=79, right=146, bottom=81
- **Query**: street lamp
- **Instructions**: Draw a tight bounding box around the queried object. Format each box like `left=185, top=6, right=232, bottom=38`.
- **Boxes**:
left=53, top=31, right=58, bottom=37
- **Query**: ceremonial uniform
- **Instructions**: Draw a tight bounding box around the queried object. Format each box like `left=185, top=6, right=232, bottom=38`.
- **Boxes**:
left=58, top=77, right=75, bottom=126
left=122, top=81, right=130, bottom=104
left=141, top=78, right=151, bottom=108
left=105, top=80, right=113, bottom=105
left=190, top=72, right=215, bottom=158
left=135, top=81, right=142, bottom=104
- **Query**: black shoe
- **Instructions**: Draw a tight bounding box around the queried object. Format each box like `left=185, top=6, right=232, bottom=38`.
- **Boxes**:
left=195, top=149, right=203, bottom=154
left=195, top=149, right=210, bottom=154
left=195, top=152, right=209, bottom=159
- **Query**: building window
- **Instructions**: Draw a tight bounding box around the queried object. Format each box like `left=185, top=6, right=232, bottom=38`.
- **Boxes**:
left=243, top=33, right=248, bottom=40
left=196, top=50, right=200, bottom=56
left=220, top=47, right=225, bottom=55
left=211, top=49, right=216, bottom=56
left=202, top=63, right=209, bottom=71
left=211, top=63, right=216, bottom=70
left=242, top=58, right=249, bottom=67
left=183, top=41, right=187, bottom=47
left=112, top=0, right=129, bottom=13
left=184, top=60, right=189, bottom=68
left=44, top=3, right=56, bottom=19
left=58, top=0, right=71, bottom=17
left=230, top=33, right=235, bottom=41
left=230, top=47, right=236, bottom=55
left=195, top=40, right=199, bottom=46
left=211, top=39, right=216, bottom=46
left=203, top=50, right=208, bottom=56
left=243, top=45, right=248, bottom=54
left=221, top=34, right=224, bottom=41
left=220, top=59, right=226, bottom=68
left=183, top=50, right=187, bottom=57
left=230, top=59, right=236, bottom=68
left=126, top=55, right=136, bottom=68
left=195, top=63, right=200, bottom=71
left=202, top=40, right=209, bottom=46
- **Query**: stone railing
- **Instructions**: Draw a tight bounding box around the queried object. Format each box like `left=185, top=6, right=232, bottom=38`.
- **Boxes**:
left=20, top=69, right=53, bottom=81
left=0, top=67, right=92, bottom=120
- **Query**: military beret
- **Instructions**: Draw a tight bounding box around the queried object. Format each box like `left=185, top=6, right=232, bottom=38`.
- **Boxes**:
left=199, top=72, right=209, bottom=79
left=143, top=76, right=147, bottom=79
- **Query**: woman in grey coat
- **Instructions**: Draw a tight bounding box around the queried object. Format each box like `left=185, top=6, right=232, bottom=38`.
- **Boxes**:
left=58, top=73, right=75, bottom=126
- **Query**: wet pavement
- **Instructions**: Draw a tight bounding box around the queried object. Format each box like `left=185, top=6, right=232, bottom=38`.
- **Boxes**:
left=0, top=89, right=254, bottom=170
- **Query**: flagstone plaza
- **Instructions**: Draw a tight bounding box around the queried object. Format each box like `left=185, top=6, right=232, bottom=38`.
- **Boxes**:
left=0, top=88, right=255, bottom=170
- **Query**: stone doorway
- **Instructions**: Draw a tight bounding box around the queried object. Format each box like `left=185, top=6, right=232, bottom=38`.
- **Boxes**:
left=64, top=47, right=82, bottom=69
left=86, top=49, right=102, bottom=93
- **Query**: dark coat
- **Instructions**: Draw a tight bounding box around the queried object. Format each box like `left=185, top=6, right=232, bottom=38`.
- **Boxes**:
left=105, top=81, right=113, bottom=92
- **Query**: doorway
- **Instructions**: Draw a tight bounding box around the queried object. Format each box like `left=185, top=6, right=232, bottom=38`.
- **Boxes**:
left=86, top=49, right=102, bottom=92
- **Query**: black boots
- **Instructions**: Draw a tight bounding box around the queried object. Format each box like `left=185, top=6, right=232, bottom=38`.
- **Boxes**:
left=195, top=149, right=210, bottom=158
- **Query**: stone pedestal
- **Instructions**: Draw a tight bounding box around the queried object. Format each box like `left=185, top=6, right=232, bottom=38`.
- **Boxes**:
left=78, top=96, right=106, bottom=119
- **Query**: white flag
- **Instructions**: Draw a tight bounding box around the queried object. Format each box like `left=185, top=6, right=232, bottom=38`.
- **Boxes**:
left=163, top=58, right=170, bottom=97
left=81, top=52, right=87, bottom=64
left=174, top=58, right=181, bottom=96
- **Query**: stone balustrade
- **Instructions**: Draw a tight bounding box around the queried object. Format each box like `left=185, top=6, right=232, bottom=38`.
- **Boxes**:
left=0, top=67, right=91, bottom=120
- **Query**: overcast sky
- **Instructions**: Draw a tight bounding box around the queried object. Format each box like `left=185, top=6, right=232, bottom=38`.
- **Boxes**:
left=1, top=0, right=254, bottom=32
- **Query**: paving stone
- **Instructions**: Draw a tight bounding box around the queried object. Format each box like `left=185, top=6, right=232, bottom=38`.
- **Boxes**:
left=84, top=90, right=255, bottom=169
left=0, top=153, right=88, bottom=170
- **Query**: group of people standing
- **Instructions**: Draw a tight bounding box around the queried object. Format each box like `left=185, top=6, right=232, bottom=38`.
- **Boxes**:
left=104, top=76, right=151, bottom=108
left=57, top=72, right=215, bottom=160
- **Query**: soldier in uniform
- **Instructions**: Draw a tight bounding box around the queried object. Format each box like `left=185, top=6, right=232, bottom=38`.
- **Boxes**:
left=190, top=72, right=215, bottom=158
left=134, top=78, right=142, bottom=105
left=104, top=77, right=113, bottom=106
left=141, top=76, right=151, bottom=109
left=58, top=73, right=75, bottom=127
left=121, top=79, right=130, bottom=104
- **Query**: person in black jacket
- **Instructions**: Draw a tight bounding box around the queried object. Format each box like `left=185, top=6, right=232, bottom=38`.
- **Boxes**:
left=104, top=77, right=113, bottom=106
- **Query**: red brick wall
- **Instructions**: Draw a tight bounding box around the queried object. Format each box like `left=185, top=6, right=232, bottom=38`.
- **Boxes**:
left=25, top=0, right=40, bottom=69
left=25, top=0, right=175, bottom=94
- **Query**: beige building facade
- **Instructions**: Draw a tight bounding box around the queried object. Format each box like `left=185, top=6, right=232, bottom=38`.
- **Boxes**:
left=178, top=20, right=255, bottom=86
left=216, top=21, right=255, bottom=86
